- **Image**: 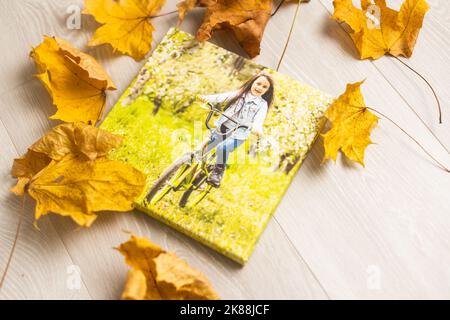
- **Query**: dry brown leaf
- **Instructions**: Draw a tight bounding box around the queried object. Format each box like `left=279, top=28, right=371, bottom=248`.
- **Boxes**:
left=28, top=156, right=146, bottom=227
left=55, top=37, right=116, bottom=90
left=118, top=235, right=219, bottom=300
left=177, top=0, right=197, bottom=22
left=11, top=122, right=122, bottom=196
left=83, top=0, right=166, bottom=60
left=31, top=36, right=116, bottom=124
left=332, top=0, right=429, bottom=59
left=177, top=0, right=272, bottom=58
left=30, top=122, right=123, bottom=162
left=122, top=269, right=149, bottom=299
left=11, top=123, right=146, bottom=227
left=11, top=150, right=51, bottom=196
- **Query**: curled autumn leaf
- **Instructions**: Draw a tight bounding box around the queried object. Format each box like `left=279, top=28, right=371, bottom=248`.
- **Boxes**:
left=11, top=122, right=122, bottom=195
left=31, top=36, right=116, bottom=124
left=29, top=156, right=146, bottom=227
left=332, top=0, right=429, bottom=59
left=83, top=0, right=166, bottom=60
left=118, top=235, right=219, bottom=300
left=11, top=123, right=146, bottom=227
left=177, top=0, right=196, bottom=22
left=177, top=0, right=272, bottom=58
left=10, top=150, right=51, bottom=197
left=30, top=122, right=123, bottom=162
left=322, top=81, right=379, bottom=166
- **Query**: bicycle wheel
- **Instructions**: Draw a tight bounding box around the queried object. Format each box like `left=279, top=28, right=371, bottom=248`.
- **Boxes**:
left=145, top=153, right=192, bottom=205
left=179, top=163, right=215, bottom=208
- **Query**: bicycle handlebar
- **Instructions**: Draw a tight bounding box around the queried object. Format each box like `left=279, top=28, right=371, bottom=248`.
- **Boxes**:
left=205, top=103, right=249, bottom=132
left=205, top=108, right=214, bottom=130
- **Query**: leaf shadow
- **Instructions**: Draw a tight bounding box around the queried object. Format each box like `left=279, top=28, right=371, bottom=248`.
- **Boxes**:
left=301, top=134, right=328, bottom=178
left=73, top=15, right=126, bottom=63
left=339, top=152, right=362, bottom=170
left=320, top=15, right=360, bottom=60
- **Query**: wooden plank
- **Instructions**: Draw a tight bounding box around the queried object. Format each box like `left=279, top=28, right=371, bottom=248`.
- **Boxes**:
left=264, top=0, right=450, bottom=298
left=3, top=0, right=449, bottom=300
left=0, top=0, right=328, bottom=299
left=318, top=0, right=450, bottom=148
left=51, top=211, right=328, bottom=299
left=0, top=121, right=91, bottom=299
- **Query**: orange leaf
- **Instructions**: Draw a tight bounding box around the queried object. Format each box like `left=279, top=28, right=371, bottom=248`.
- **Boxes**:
left=11, top=122, right=122, bottom=195
left=31, top=36, right=116, bottom=124
left=29, top=122, right=122, bottom=162
left=118, top=235, right=219, bottom=300
left=11, top=150, right=51, bottom=196
left=11, top=123, right=146, bottom=227
left=28, top=156, right=146, bottom=227
left=332, top=0, right=429, bottom=59
left=177, top=0, right=272, bottom=58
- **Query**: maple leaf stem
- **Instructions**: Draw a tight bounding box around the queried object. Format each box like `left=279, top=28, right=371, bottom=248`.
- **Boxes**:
left=275, top=0, right=312, bottom=71
left=274, top=0, right=312, bottom=71
left=276, top=1, right=299, bottom=71
left=329, top=12, right=448, bottom=153
left=272, top=0, right=310, bottom=17
left=148, top=10, right=178, bottom=19
left=367, top=107, right=450, bottom=173
left=271, top=0, right=285, bottom=17
left=392, top=55, right=442, bottom=124
left=0, top=195, right=25, bottom=290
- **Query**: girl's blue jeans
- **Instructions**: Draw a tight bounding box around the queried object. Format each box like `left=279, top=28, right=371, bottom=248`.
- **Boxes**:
left=203, top=130, right=244, bottom=165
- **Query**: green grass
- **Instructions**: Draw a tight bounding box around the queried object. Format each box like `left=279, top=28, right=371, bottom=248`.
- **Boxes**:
left=100, top=97, right=294, bottom=264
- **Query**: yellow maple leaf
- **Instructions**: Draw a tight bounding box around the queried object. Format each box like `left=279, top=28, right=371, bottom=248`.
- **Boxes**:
left=10, top=150, right=51, bottom=196
left=28, top=156, right=146, bottom=227
left=118, top=235, right=219, bottom=300
left=83, top=0, right=166, bottom=60
left=11, top=123, right=146, bottom=227
left=177, top=0, right=272, bottom=58
left=29, top=122, right=123, bottom=162
left=332, top=0, right=429, bottom=59
left=322, top=81, right=379, bottom=166
left=31, top=36, right=116, bottom=124
left=11, top=122, right=122, bottom=195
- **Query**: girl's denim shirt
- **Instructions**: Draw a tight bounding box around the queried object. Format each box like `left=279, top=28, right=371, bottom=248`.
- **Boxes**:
left=201, top=90, right=268, bottom=140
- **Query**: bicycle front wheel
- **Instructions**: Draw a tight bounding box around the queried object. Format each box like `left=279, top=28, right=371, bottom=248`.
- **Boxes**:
left=179, top=173, right=213, bottom=208
left=145, top=153, right=192, bottom=205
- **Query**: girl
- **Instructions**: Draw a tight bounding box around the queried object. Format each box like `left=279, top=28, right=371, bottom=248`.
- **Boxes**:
left=199, top=72, right=275, bottom=188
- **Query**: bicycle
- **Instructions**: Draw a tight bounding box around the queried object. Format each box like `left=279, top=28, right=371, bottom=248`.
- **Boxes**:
left=145, top=102, right=249, bottom=208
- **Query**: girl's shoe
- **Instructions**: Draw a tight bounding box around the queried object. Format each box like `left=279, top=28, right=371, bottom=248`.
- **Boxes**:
left=207, top=164, right=225, bottom=188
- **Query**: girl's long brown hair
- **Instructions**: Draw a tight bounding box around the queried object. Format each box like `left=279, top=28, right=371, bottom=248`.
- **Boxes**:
left=223, top=72, right=275, bottom=111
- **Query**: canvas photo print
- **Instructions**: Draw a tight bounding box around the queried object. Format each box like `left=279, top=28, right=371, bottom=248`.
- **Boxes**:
left=101, top=28, right=332, bottom=264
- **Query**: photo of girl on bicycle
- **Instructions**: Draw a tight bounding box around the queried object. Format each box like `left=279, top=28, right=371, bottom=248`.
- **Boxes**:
left=100, top=28, right=331, bottom=264
left=199, top=72, right=274, bottom=188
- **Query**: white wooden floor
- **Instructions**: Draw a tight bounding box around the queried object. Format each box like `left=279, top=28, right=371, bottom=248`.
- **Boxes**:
left=0, top=0, right=449, bottom=300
